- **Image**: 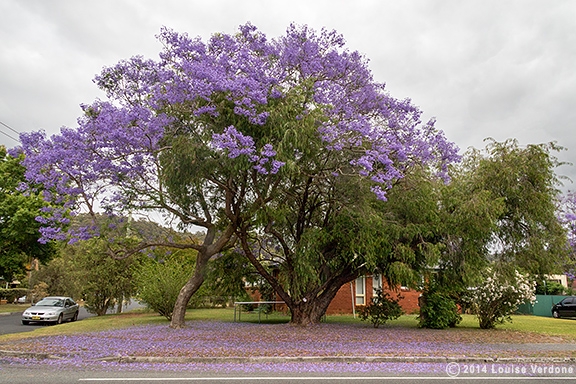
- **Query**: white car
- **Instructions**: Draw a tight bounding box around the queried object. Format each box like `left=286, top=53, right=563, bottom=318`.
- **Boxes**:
left=21, top=296, right=79, bottom=325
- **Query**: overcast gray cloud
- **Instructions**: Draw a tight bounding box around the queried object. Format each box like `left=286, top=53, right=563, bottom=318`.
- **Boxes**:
left=1, top=0, right=575, bottom=188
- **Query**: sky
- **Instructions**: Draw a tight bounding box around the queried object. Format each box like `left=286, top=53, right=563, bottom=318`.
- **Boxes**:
left=1, top=0, right=575, bottom=190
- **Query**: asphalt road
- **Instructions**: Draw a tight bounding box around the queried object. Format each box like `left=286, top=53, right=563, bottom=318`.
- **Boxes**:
left=0, top=306, right=93, bottom=335
left=0, top=302, right=143, bottom=335
left=2, top=367, right=576, bottom=384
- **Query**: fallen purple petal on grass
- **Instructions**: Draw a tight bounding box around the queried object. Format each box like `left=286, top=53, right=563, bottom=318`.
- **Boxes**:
left=1, top=321, right=574, bottom=372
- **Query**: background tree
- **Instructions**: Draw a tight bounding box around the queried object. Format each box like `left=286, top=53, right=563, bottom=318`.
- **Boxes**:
left=69, top=238, right=140, bottom=316
left=32, top=245, right=84, bottom=300
left=33, top=214, right=168, bottom=311
left=20, top=24, right=457, bottom=327
left=418, top=139, right=569, bottom=328
left=558, top=191, right=576, bottom=278
left=0, top=146, right=56, bottom=284
left=459, top=139, right=569, bottom=277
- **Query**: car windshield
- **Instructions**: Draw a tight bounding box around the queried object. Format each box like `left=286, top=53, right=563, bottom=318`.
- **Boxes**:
left=36, top=298, right=64, bottom=307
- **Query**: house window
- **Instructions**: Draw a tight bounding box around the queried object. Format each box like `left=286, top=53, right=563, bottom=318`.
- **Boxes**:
left=355, top=276, right=366, bottom=305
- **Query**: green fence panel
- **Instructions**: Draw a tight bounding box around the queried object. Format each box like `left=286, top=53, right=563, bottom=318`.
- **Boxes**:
left=516, top=295, right=569, bottom=317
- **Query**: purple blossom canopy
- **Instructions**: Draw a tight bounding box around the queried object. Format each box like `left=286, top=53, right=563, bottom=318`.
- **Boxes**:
left=20, top=23, right=459, bottom=242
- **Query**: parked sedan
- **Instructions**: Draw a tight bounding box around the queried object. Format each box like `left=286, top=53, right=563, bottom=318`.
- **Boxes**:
left=21, top=296, right=79, bottom=325
left=552, top=296, right=576, bottom=318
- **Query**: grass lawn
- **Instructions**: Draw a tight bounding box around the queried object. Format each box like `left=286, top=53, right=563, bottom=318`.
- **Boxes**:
left=2, top=306, right=576, bottom=343
left=0, top=303, right=27, bottom=314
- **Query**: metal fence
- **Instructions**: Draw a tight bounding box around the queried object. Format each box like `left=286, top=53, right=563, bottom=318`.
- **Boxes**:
left=516, top=294, right=569, bottom=317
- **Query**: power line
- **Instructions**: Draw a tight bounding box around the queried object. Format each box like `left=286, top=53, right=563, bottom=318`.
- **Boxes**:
left=0, top=121, right=20, bottom=135
left=0, top=121, right=21, bottom=143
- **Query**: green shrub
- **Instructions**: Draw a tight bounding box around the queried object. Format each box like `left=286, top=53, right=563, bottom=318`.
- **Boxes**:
left=535, top=280, right=565, bottom=295
left=359, top=288, right=404, bottom=328
left=418, top=291, right=461, bottom=329
left=133, top=251, right=194, bottom=321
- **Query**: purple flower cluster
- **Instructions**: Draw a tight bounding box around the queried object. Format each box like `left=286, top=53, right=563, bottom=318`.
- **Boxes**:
left=19, top=23, right=459, bottom=242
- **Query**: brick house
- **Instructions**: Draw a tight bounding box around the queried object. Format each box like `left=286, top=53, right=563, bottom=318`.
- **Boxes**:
left=246, top=273, right=421, bottom=316
left=326, top=274, right=421, bottom=315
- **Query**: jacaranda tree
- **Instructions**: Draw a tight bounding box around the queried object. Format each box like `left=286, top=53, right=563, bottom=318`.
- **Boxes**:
left=19, top=23, right=458, bottom=327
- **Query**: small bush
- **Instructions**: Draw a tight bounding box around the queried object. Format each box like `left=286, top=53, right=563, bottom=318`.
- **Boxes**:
left=359, top=288, right=404, bottom=328
left=470, top=270, right=535, bottom=329
left=418, top=291, right=461, bottom=329
left=133, top=252, right=194, bottom=321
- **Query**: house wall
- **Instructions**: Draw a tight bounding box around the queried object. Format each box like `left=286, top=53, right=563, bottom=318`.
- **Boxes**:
left=326, top=275, right=421, bottom=315
left=244, top=275, right=422, bottom=315
left=547, top=274, right=568, bottom=288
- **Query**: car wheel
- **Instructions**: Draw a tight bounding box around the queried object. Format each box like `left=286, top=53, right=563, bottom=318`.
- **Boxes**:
left=56, top=313, right=63, bottom=325
left=72, top=311, right=79, bottom=322
left=22, top=320, right=29, bottom=325
left=553, top=310, right=560, bottom=318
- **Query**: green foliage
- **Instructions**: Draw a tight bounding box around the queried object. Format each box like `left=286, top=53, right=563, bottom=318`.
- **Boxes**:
left=428, top=139, right=568, bottom=306
left=33, top=237, right=140, bottom=315
left=32, top=245, right=85, bottom=300
left=133, top=250, right=195, bottom=320
left=418, top=288, right=461, bottom=329
left=535, top=280, right=565, bottom=295
left=0, top=288, right=28, bottom=303
left=204, top=250, right=261, bottom=302
left=460, top=139, right=569, bottom=276
left=359, top=288, right=404, bottom=328
left=375, top=168, right=446, bottom=289
left=434, top=179, right=505, bottom=291
left=77, top=239, right=139, bottom=316
left=0, top=146, right=57, bottom=282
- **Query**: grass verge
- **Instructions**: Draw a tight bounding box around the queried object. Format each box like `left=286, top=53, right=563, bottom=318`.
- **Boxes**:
left=1, top=307, right=575, bottom=343
left=0, top=303, right=27, bottom=314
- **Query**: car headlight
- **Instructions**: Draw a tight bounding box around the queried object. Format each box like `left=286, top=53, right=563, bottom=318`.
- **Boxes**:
left=23, top=311, right=31, bottom=316
left=46, top=312, right=55, bottom=315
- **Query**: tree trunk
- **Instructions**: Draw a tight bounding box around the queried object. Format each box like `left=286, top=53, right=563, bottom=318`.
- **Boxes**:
left=169, top=224, right=235, bottom=329
left=237, top=226, right=360, bottom=327
left=288, top=298, right=333, bottom=326
left=169, top=252, right=210, bottom=329
left=287, top=274, right=358, bottom=326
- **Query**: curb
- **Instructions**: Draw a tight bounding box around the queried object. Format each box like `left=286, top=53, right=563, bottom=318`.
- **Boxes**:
left=96, top=355, right=576, bottom=365
left=0, top=312, right=15, bottom=316
left=2, top=350, right=576, bottom=365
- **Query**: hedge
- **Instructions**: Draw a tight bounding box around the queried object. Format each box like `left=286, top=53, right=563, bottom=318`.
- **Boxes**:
left=0, top=288, right=28, bottom=303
